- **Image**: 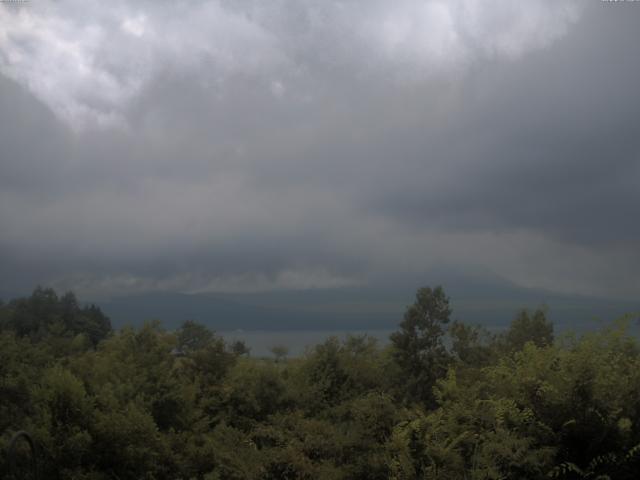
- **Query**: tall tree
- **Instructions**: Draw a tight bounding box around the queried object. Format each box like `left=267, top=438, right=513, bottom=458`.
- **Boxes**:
left=502, top=307, right=554, bottom=353
left=177, top=320, right=214, bottom=353
left=390, top=286, right=452, bottom=406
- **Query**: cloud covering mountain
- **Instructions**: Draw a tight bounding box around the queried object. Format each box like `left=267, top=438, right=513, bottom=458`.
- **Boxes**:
left=1, top=1, right=639, bottom=301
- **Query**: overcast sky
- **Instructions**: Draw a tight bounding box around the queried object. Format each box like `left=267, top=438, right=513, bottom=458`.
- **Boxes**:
left=1, top=0, right=639, bottom=300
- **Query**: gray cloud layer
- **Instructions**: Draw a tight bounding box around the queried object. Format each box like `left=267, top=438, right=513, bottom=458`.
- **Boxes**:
left=1, top=1, right=639, bottom=300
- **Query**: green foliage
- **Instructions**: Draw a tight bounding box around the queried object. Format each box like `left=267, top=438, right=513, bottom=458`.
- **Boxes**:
left=270, top=345, right=290, bottom=363
left=299, top=335, right=388, bottom=409
left=390, top=286, right=452, bottom=406
left=501, top=307, right=554, bottom=353
left=223, top=359, right=291, bottom=428
left=230, top=339, right=251, bottom=357
left=1, top=287, right=640, bottom=479
left=449, top=320, right=496, bottom=367
left=177, top=320, right=215, bottom=353
left=0, top=287, right=111, bottom=347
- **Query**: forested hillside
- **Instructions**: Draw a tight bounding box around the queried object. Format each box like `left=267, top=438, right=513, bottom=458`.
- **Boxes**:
left=1, top=287, right=639, bottom=479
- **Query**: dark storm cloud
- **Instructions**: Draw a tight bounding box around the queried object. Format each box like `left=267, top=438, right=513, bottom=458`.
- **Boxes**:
left=373, top=18, right=640, bottom=249
left=1, top=1, right=639, bottom=299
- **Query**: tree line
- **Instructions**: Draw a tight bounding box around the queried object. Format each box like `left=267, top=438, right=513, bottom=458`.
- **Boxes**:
left=0, top=286, right=639, bottom=479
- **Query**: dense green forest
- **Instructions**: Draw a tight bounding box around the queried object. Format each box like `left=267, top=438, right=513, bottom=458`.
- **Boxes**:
left=1, top=287, right=639, bottom=479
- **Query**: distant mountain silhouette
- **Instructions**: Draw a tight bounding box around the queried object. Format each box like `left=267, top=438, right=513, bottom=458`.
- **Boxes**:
left=96, top=271, right=640, bottom=332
